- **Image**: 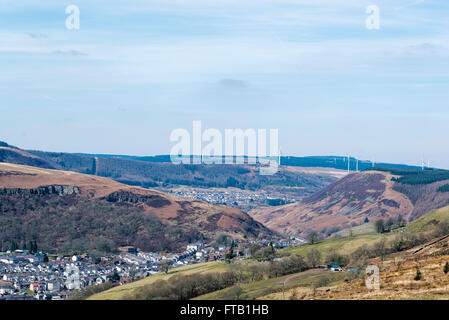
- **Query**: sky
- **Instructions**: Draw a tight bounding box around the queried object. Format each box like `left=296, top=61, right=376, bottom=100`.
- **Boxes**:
left=0, top=0, right=448, bottom=168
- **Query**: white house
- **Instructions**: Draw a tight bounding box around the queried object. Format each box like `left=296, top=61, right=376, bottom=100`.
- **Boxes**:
left=47, top=281, right=60, bottom=292
left=187, top=242, right=204, bottom=251
left=0, top=282, right=15, bottom=295
left=0, top=256, right=17, bottom=264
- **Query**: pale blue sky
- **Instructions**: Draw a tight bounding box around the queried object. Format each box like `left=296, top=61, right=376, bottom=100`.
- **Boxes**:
left=0, top=1, right=448, bottom=167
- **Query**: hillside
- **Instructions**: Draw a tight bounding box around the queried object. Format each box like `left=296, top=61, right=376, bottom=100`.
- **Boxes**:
left=26, top=148, right=343, bottom=193
left=262, top=232, right=449, bottom=300
left=88, top=262, right=231, bottom=300
left=0, top=142, right=346, bottom=209
left=250, top=170, right=449, bottom=237
left=279, top=232, right=396, bottom=258
left=0, top=146, right=57, bottom=169
left=408, top=205, right=449, bottom=232
left=74, top=153, right=424, bottom=172
left=194, top=269, right=346, bottom=300
left=0, top=163, right=274, bottom=254
left=90, top=260, right=344, bottom=301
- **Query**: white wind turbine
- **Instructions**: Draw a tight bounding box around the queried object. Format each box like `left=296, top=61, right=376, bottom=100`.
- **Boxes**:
left=347, top=154, right=350, bottom=172
left=278, top=147, right=282, bottom=166
left=352, top=155, right=361, bottom=172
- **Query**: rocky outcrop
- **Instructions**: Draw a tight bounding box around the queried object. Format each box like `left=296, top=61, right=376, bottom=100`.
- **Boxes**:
left=0, top=185, right=80, bottom=197
left=104, top=191, right=171, bottom=208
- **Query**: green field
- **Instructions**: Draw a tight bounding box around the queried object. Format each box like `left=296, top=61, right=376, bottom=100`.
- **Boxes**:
left=194, top=269, right=346, bottom=300
left=408, top=205, right=449, bottom=232
left=334, top=223, right=376, bottom=238
left=279, top=232, right=395, bottom=258
left=89, top=262, right=231, bottom=300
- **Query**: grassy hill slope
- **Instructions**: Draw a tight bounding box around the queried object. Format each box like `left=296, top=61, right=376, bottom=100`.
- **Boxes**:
left=262, top=235, right=449, bottom=300
left=194, top=269, right=346, bottom=300
left=279, top=232, right=396, bottom=258
left=89, top=262, right=230, bottom=300
left=408, top=205, right=449, bottom=232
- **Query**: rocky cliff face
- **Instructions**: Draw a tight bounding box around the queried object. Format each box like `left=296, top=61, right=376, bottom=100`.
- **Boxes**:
left=0, top=185, right=80, bottom=197
left=104, top=191, right=171, bottom=208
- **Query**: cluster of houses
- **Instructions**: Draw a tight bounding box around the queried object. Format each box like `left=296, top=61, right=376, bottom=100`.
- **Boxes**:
left=0, top=240, right=232, bottom=300
left=0, top=236, right=307, bottom=300
left=0, top=251, right=126, bottom=300
left=258, top=237, right=307, bottom=250
left=157, top=187, right=297, bottom=212
left=119, top=241, right=227, bottom=271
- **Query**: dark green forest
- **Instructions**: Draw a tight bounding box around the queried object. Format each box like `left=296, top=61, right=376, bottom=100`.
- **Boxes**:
left=437, top=184, right=449, bottom=193
left=370, top=167, right=449, bottom=185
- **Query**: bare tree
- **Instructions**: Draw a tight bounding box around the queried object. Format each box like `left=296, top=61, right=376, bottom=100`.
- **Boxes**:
left=306, top=249, right=322, bottom=268
left=375, top=219, right=385, bottom=233
left=306, top=231, right=319, bottom=244
left=160, top=260, right=173, bottom=274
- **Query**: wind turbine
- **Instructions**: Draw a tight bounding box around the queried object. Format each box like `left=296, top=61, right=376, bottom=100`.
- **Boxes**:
left=347, top=154, right=350, bottom=172
left=352, top=155, right=360, bottom=172
left=278, top=148, right=282, bottom=166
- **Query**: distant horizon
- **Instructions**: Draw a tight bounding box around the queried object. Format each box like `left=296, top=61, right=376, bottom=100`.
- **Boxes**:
left=1, top=138, right=441, bottom=170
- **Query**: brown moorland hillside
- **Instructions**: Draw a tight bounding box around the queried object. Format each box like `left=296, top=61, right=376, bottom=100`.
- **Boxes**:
left=0, top=163, right=274, bottom=253
left=249, top=170, right=449, bottom=237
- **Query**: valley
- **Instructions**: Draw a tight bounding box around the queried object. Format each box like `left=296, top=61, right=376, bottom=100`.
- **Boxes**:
left=2, top=141, right=449, bottom=301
